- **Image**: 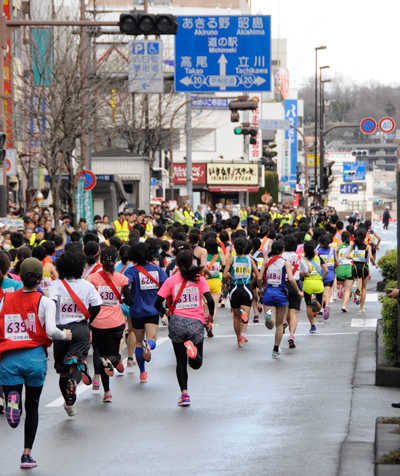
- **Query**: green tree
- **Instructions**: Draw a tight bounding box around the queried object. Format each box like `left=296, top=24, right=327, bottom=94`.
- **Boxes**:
left=249, top=171, right=278, bottom=205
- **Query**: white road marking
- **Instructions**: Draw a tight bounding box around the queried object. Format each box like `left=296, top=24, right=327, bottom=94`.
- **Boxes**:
left=212, top=332, right=360, bottom=338
left=365, top=293, right=379, bottom=301
left=351, top=319, right=378, bottom=328
left=46, top=337, right=169, bottom=408
left=380, top=241, right=392, bottom=245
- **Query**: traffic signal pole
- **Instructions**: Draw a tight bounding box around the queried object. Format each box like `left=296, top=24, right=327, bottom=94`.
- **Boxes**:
left=185, top=93, right=193, bottom=205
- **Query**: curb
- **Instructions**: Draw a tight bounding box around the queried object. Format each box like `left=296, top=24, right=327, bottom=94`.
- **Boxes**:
left=375, top=417, right=400, bottom=475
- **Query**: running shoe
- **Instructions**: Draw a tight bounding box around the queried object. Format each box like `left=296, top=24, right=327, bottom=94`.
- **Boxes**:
left=264, top=309, right=274, bottom=330
left=310, top=294, right=317, bottom=307
left=184, top=340, right=198, bottom=359
left=355, top=298, right=360, bottom=306
left=103, top=394, right=112, bottom=403
left=237, top=338, right=245, bottom=348
left=368, top=275, right=371, bottom=280
left=358, top=309, right=366, bottom=316
left=283, top=321, right=288, bottom=334
left=341, top=307, right=348, bottom=313
left=116, top=358, right=125, bottom=374
left=242, top=334, right=248, bottom=343
left=140, top=371, right=148, bottom=383
left=288, top=335, right=296, bottom=349
left=0, top=396, right=4, bottom=414
left=63, top=403, right=76, bottom=417
left=127, top=357, right=136, bottom=368
left=309, top=325, right=317, bottom=333
left=317, top=310, right=324, bottom=318
left=351, top=281, right=358, bottom=293
left=253, top=314, right=259, bottom=323
left=206, top=322, right=214, bottom=338
left=337, top=284, right=344, bottom=299
left=92, top=376, right=101, bottom=390
left=65, top=379, right=77, bottom=407
left=240, top=310, right=249, bottom=324
left=272, top=347, right=281, bottom=358
left=178, top=393, right=191, bottom=406
left=20, top=454, right=37, bottom=469
left=142, top=340, right=152, bottom=362
left=257, top=303, right=263, bottom=313
left=220, top=298, right=226, bottom=308
left=332, top=292, right=338, bottom=301
left=100, top=356, right=114, bottom=377
left=81, top=364, right=92, bottom=386
left=162, top=315, right=168, bottom=326
left=323, top=306, right=330, bottom=320
left=6, top=391, right=21, bottom=428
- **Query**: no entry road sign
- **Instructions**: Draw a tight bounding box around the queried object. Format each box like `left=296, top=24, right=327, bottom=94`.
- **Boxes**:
left=80, top=170, right=97, bottom=191
left=360, top=117, right=377, bottom=134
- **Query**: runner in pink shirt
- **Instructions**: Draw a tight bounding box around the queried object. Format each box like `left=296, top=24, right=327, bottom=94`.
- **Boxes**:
left=155, top=250, right=214, bottom=407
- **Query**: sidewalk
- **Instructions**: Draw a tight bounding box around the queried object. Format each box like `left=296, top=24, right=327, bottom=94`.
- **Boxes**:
left=338, top=330, right=400, bottom=476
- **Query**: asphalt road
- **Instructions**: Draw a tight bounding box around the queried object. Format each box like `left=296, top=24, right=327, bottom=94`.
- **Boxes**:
left=1, top=222, right=399, bottom=476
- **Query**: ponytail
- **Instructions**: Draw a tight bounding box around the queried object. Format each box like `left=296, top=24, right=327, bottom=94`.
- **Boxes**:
left=176, top=250, right=203, bottom=283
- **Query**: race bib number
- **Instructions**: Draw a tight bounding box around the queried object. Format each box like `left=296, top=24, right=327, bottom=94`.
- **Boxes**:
left=310, top=264, right=319, bottom=276
left=60, top=297, right=84, bottom=321
left=175, top=285, right=200, bottom=310
left=256, top=258, right=264, bottom=270
left=321, top=254, right=334, bottom=267
left=2, top=287, right=15, bottom=294
left=208, top=262, right=220, bottom=274
left=139, top=271, right=159, bottom=290
left=234, top=266, right=250, bottom=278
left=98, top=286, right=120, bottom=306
left=352, top=250, right=366, bottom=260
left=170, top=266, right=178, bottom=277
left=41, top=277, right=51, bottom=288
left=266, top=268, right=282, bottom=287
left=5, top=313, right=36, bottom=341
left=339, top=249, right=348, bottom=260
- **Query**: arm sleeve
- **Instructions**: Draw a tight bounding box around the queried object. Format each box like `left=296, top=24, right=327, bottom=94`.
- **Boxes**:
left=154, top=295, right=166, bottom=315
left=203, top=291, right=215, bottom=317
left=122, top=284, right=133, bottom=306
left=39, top=298, right=66, bottom=341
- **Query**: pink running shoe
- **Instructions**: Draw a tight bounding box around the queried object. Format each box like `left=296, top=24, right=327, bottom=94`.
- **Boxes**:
left=103, top=394, right=112, bottom=403
left=100, top=356, right=114, bottom=377
left=337, top=284, right=344, bottom=299
left=140, top=371, right=148, bottom=383
left=142, top=340, right=152, bottom=363
left=237, top=338, right=245, bottom=348
left=6, top=391, right=21, bottom=429
left=323, top=306, right=330, bottom=320
left=92, top=376, right=101, bottom=391
left=241, top=334, right=248, bottom=343
left=178, top=393, right=191, bottom=406
left=116, top=358, right=125, bottom=374
left=184, top=340, right=198, bottom=359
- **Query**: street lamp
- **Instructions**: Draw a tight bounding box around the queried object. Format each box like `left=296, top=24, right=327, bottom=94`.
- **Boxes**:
left=320, top=78, right=331, bottom=198
left=314, top=46, right=327, bottom=202
left=319, top=66, right=330, bottom=200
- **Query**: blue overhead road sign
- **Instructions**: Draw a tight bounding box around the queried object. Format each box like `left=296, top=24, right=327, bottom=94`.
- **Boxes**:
left=343, top=161, right=366, bottom=182
left=175, top=16, right=271, bottom=92
left=340, top=183, right=359, bottom=194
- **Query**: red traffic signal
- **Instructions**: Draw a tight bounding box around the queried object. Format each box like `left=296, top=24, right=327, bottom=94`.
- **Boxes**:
left=119, top=13, right=179, bottom=35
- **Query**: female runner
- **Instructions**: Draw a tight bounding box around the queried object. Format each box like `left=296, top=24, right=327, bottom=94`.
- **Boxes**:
left=317, top=234, right=340, bottom=320
left=0, top=258, right=71, bottom=469
left=223, top=238, right=259, bottom=347
left=124, top=242, right=167, bottom=383
left=155, top=250, right=214, bottom=406
left=336, top=231, right=354, bottom=312
left=87, top=247, right=133, bottom=402
left=258, top=240, right=303, bottom=358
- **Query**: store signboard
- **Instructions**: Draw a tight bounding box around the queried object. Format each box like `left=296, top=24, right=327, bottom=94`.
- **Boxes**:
left=207, top=163, right=258, bottom=185
left=173, top=163, right=207, bottom=184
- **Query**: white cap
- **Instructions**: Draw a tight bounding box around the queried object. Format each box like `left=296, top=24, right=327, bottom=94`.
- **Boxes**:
left=386, top=206, right=390, bottom=209
left=354, top=210, right=359, bottom=214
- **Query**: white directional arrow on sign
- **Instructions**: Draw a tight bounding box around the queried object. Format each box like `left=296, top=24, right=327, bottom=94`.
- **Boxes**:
left=254, top=76, right=267, bottom=86
left=179, top=76, right=192, bottom=86
left=218, top=54, right=228, bottom=90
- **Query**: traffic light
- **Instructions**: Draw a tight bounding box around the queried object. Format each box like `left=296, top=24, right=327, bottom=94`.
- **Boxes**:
left=344, top=170, right=356, bottom=178
left=233, top=126, right=258, bottom=145
left=0, top=133, right=6, bottom=166
left=119, top=13, right=179, bottom=35
left=322, top=160, right=334, bottom=191
left=351, top=150, right=368, bottom=157
left=229, top=97, right=258, bottom=123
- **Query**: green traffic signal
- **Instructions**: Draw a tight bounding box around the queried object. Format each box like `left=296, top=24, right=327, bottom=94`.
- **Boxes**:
left=234, top=127, right=242, bottom=135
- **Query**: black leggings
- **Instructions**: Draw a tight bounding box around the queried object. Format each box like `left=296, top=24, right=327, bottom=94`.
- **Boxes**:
left=3, top=384, right=43, bottom=449
left=172, top=341, right=203, bottom=392
left=91, top=324, right=124, bottom=392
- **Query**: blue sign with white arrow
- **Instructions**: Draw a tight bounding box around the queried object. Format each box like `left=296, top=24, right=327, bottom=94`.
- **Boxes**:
left=340, top=183, right=359, bottom=194
left=175, top=16, right=271, bottom=93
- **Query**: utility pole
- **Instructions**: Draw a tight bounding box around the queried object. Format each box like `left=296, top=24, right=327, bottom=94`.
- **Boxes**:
left=185, top=92, right=193, bottom=205
left=0, top=2, right=8, bottom=217
left=80, top=0, right=90, bottom=169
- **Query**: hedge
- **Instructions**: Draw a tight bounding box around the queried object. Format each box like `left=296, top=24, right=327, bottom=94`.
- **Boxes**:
left=378, top=249, right=397, bottom=282
left=379, top=280, right=398, bottom=363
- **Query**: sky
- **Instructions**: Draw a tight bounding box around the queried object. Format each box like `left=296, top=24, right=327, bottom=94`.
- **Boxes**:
left=252, top=0, right=399, bottom=88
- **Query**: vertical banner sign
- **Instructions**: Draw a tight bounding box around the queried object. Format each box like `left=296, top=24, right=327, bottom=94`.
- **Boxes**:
left=284, top=99, right=298, bottom=189
left=75, top=176, right=94, bottom=229
left=31, top=28, right=54, bottom=87
left=283, top=139, right=290, bottom=178
left=280, top=69, right=289, bottom=99
left=3, top=0, right=12, bottom=148
left=250, top=95, right=261, bottom=160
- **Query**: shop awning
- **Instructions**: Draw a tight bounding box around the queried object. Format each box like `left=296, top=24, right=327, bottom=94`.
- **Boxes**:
left=208, top=186, right=259, bottom=192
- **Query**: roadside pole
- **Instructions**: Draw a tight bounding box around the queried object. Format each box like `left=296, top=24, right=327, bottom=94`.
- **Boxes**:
left=185, top=92, right=193, bottom=205
left=397, top=165, right=400, bottom=366
left=0, top=3, right=8, bottom=217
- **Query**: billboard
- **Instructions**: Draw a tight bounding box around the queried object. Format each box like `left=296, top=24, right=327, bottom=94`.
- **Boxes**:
left=173, top=163, right=207, bottom=185
left=207, top=163, right=258, bottom=185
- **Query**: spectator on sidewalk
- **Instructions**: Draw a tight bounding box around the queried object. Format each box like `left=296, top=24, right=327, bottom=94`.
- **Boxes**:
left=382, top=206, right=391, bottom=230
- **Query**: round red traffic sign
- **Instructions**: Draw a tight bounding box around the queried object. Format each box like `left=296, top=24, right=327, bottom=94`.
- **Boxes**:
left=5, top=159, right=11, bottom=173
left=379, top=117, right=395, bottom=134
left=360, top=117, right=377, bottom=134
left=80, top=170, right=97, bottom=191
